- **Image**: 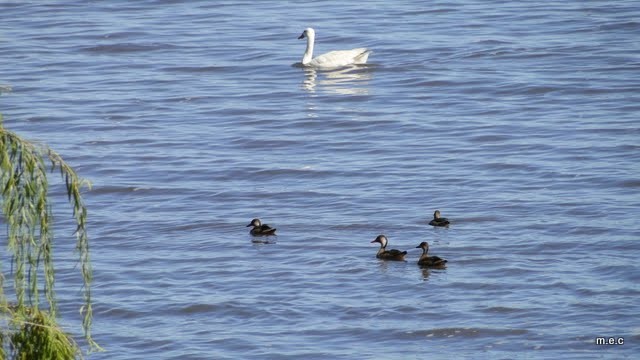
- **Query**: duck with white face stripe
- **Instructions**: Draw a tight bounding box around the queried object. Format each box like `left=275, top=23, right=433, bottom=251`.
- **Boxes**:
left=370, top=235, right=407, bottom=261
left=247, top=218, right=277, bottom=236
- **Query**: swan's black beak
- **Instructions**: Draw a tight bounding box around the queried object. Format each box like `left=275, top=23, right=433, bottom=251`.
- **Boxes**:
left=298, top=32, right=306, bottom=40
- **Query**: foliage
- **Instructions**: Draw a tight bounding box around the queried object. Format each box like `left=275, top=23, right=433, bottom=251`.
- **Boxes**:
left=0, top=115, right=101, bottom=357
left=7, top=306, right=78, bottom=360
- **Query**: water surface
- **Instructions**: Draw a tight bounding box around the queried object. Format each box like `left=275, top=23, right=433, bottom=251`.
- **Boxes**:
left=1, top=1, right=639, bottom=358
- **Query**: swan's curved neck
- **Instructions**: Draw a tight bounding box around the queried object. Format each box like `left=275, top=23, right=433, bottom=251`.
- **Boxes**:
left=302, top=33, right=315, bottom=65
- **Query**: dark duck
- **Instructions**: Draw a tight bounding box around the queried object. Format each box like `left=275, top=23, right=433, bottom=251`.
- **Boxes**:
left=371, top=235, right=407, bottom=261
left=428, top=210, right=450, bottom=227
left=415, top=241, right=448, bottom=268
left=247, top=218, right=277, bottom=236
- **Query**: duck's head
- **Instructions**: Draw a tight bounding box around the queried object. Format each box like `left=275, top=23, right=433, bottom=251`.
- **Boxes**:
left=415, top=241, right=429, bottom=251
left=247, top=218, right=261, bottom=227
left=371, top=234, right=388, bottom=248
left=433, top=210, right=442, bottom=219
left=298, top=27, right=315, bottom=40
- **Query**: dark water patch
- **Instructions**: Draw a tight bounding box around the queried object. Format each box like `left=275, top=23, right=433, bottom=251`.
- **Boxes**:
left=574, top=286, right=640, bottom=298
left=483, top=306, right=528, bottom=314
left=82, top=137, right=158, bottom=146
left=162, top=220, right=231, bottom=233
left=599, top=20, right=640, bottom=31
left=239, top=51, right=273, bottom=61
left=102, top=31, right=151, bottom=40
left=528, top=240, right=587, bottom=254
left=591, top=264, right=639, bottom=280
left=459, top=46, right=534, bottom=60
left=97, top=306, right=148, bottom=319
left=398, top=7, right=457, bottom=15
left=83, top=42, right=178, bottom=53
left=487, top=265, right=550, bottom=278
left=473, top=39, right=515, bottom=46
left=402, top=327, right=529, bottom=339
left=444, top=215, right=502, bottom=226
left=617, top=179, right=640, bottom=188
left=173, top=303, right=223, bottom=315
left=88, top=185, right=155, bottom=195
left=251, top=167, right=339, bottom=179
left=447, top=281, right=515, bottom=292
left=485, top=161, right=541, bottom=173
left=468, top=134, right=513, bottom=143
left=163, top=65, right=236, bottom=73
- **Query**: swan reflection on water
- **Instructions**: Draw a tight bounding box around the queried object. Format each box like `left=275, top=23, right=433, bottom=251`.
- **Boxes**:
left=295, top=64, right=373, bottom=95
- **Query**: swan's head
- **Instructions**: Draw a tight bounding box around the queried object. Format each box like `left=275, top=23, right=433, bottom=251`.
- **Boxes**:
left=298, top=27, right=315, bottom=40
left=247, top=218, right=262, bottom=227
left=433, top=210, right=442, bottom=219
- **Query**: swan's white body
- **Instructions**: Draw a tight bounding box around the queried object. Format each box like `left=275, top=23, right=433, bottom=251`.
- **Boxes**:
left=298, top=28, right=371, bottom=68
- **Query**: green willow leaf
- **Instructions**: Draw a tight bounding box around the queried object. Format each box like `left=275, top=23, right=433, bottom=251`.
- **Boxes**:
left=1, top=118, right=102, bottom=356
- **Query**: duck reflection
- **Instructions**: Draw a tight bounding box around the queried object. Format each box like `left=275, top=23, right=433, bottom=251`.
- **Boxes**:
left=420, top=267, right=431, bottom=280
left=301, top=65, right=373, bottom=95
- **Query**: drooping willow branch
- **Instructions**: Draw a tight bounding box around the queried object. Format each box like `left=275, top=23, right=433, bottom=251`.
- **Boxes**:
left=0, top=124, right=99, bottom=352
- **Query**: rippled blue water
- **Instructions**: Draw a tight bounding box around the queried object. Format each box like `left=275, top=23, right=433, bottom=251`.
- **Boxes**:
left=1, top=1, right=639, bottom=358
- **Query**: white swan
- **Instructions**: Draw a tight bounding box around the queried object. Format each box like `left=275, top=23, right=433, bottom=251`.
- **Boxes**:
left=298, top=28, right=371, bottom=68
